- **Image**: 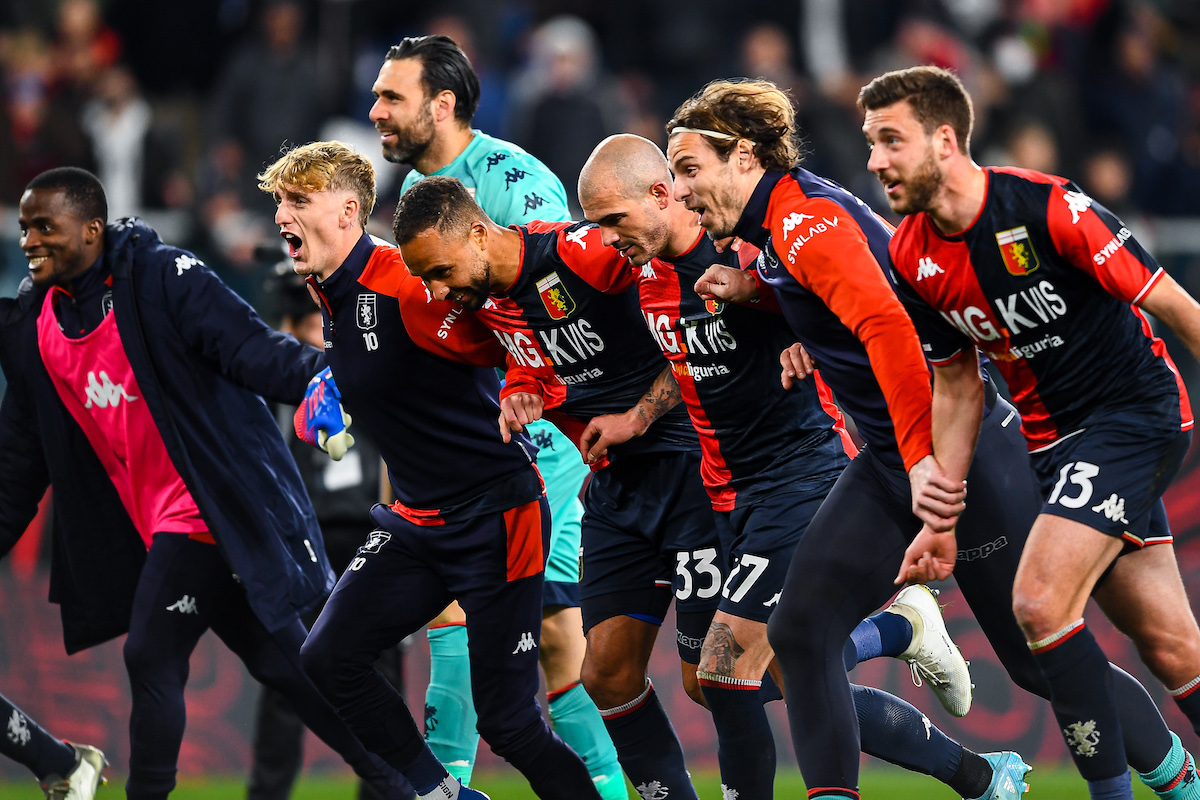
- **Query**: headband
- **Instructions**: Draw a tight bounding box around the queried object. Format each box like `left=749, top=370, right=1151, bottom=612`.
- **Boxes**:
left=669, top=126, right=755, bottom=147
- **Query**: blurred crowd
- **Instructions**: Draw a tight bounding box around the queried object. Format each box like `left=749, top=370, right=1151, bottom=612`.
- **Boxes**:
left=2, top=0, right=1199, bottom=310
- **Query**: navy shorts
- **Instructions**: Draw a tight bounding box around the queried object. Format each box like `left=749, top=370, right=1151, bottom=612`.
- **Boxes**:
left=579, top=450, right=721, bottom=660
left=714, top=475, right=840, bottom=623
left=1031, top=404, right=1191, bottom=547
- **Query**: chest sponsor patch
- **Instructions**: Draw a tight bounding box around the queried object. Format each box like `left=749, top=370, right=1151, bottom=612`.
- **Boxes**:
left=995, top=226, right=1040, bottom=277
left=536, top=272, right=576, bottom=320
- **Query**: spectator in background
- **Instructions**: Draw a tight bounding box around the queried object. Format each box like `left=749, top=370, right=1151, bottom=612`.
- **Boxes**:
left=82, top=65, right=188, bottom=218
left=1000, top=116, right=1060, bottom=174
left=426, top=15, right=508, bottom=138
left=207, top=0, right=321, bottom=211
left=508, top=16, right=627, bottom=214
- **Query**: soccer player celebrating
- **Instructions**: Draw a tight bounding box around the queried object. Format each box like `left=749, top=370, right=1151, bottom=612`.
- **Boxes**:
left=667, top=79, right=1199, bottom=800
left=862, top=65, right=1200, bottom=800
left=259, top=141, right=601, bottom=800
left=368, top=35, right=621, bottom=796
left=394, top=175, right=725, bottom=800
left=0, top=167, right=415, bottom=800
left=575, top=133, right=1025, bottom=800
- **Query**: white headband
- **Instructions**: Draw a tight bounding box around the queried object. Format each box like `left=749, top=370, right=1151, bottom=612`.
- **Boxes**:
left=669, top=126, right=755, bottom=146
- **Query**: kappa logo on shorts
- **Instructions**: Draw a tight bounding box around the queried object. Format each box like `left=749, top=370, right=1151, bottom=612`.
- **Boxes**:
left=360, top=530, right=391, bottom=554
left=676, top=631, right=703, bottom=652
left=1091, top=493, right=1130, bottom=524
left=511, top=631, right=537, bottom=654
left=166, top=595, right=199, bottom=614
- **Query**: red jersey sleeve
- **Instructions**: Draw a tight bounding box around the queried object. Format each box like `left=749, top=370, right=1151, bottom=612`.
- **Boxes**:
left=768, top=187, right=933, bottom=470
left=362, top=248, right=506, bottom=367
left=1045, top=184, right=1164, bottom=304
left=543, top=221, right=636, bottom=294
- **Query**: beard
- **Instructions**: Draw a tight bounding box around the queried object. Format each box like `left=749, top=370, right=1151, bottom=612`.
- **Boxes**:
left=379, top=105, right=436, bottom=165
left=623, top=217, right=671, bottom=265
left=888, top=149, right=943, bottom=215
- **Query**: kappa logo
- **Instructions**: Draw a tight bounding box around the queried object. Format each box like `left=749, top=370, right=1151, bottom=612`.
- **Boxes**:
left=565, top=224, right=596, bottom=249
left=83, top=370, right=138, bottom=409
left=174, top=254, right=202, bottom=276
left=762, top=591, right=781, bottom=608
left=485, top=152, right=509, bottom=171
left=640, top=263, right=657, bottom=280
left=6, top=710, right=30, bottom=746
left=779, top=211, right=814, bottom=240
left=166, top=595, right=199, bottom=614
left=1063, top=190, right=1094, bottom=224
left=1091, top=493, right=1130, bottom=524
left=356, top=293, right=377, bottom=330
left=504, top=167, right=527, bottom=190
left=916, top=256, right=943, bottom=281
left=511, top=631, right=537, bottom=654
left=360, top=530, right=391, bottom=554
left=636, top=780, right=669, bottom=800
left=1063, top=720, right=1100, bottom=757
left=721, top=785, right=739, bottom=800
left=522, top=193, right=546, bottom=215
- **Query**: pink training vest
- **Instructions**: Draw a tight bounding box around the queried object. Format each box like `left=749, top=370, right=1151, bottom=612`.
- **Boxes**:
left=37, top=289, right=207, bottom=549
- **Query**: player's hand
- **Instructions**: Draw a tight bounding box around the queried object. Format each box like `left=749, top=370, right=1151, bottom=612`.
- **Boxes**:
left=498, top=392, right=544, bottom=443
left=780, top=343, right=815, bottom=389
left=578, top=410, right=645, bottom=465
left=295, top=367, right=355, bottom=460
left=895, top=525, right=958, bottom=585
left=711, top=236, right=743, bottom=254
left=908, top=455, right=966, bottom=532
left=694, top=264, right=759, bottom=303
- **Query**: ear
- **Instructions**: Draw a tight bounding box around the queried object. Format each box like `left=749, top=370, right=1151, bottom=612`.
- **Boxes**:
left=935, top=123, right=958, bottom=158
left=83, top=218, right=105, bottom=245
left=432, top=90, right=458, bottom=125
left=734, top=138, right=758, bottom=171
left=470, top=219, right=488, bottom=250
left=650, top=180, right=672, bottom=209
left=342, top=196, right=360, bottom=228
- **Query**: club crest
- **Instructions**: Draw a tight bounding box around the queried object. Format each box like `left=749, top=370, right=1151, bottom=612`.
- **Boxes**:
left=996, top=226, right=1040, bottom=277
left=356, top=293, right=377, bottom=330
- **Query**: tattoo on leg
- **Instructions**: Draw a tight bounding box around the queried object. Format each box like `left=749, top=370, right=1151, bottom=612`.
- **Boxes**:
left=700, top=622, right=744, bottom=677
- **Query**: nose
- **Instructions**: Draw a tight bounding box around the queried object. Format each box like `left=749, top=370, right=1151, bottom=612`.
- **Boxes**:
left=599, top=226, right=619, bottom=248
left=866, top=146, right=887, bottom=173
left=672, top=180, right=690, bottom=203
left=275, top=203, right=292, bottom=226
left=19, top=229, right=36, bottom=250
left=368, top=98, right=385, bottom=123
left=429, top=281, right=451, bottom=302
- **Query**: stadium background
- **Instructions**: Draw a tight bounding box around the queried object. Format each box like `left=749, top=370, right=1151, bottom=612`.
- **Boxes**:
left=1, top=0, right=1200, bottom=789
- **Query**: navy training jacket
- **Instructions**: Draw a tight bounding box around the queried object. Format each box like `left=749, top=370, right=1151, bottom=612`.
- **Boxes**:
left=0, top=219, right=332, bottom=653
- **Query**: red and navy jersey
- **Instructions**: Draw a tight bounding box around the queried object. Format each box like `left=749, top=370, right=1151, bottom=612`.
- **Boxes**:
left=482, top=221, right=698, bottom=461
left=636, top=232, right=853, bottom=510
left=890, top=167, right=1193, bottom=451
left=309, top=233, right=539, bottom=520
left=731, top=168, right=934, bottom=472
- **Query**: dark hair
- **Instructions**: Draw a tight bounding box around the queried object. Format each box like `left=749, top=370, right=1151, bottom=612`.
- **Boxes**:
left=857, top=66, right=974, bottom=155
left=392, top=175, right=482, bottom=245
left=26, top=167, right=108, bottom=222
left=667, top=79, right=801, bottom=171
left=386, top=35, right=480, bottom=124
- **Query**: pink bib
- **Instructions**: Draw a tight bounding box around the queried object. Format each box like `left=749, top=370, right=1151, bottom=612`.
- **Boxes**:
left=37, top=289, right=207, bottom=548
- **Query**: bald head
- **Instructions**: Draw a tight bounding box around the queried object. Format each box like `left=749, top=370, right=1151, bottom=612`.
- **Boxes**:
left=579, top=134, right=673, bottom=204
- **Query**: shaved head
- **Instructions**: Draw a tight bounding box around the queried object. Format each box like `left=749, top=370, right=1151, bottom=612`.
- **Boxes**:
left=579, top=134, right=673, bottom=203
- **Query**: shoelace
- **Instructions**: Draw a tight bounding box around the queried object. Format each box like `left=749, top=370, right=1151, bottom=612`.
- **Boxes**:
left=908, top=655, right=948, bottom=688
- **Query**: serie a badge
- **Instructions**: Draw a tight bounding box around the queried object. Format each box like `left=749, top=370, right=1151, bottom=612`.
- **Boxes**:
left=536, top=272, right=576, bottom=320
left=356, top=293, right=377, bottom=330
left=995, top=226, right=1040, bottom=277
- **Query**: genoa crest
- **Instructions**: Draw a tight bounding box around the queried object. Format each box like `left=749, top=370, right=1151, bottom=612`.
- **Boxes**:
left=536, top=272, right=576, bottom=320
left=995, top=226, right=1040, bottom=277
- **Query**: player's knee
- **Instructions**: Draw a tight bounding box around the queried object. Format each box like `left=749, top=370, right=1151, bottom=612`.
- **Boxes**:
left=123, top=630, right=182, bottom=682
left=298, top=634, right=341, bottom=695
left=581, top=651, right=644, bottom=709
left=766, top=603, right=815, bottom=660
left=1010, top=587, right=1062, bottom=640
left=1134, top=630, right=1200, bottom=686
left=476, top=708, right=544, bottom=758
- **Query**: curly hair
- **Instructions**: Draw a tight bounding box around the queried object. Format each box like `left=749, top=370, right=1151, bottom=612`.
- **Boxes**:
left=391, top=175, right=482, bottom=246
left=258, top=141, right=376, bottom=227
left=666, top=79, right=800, bottom=171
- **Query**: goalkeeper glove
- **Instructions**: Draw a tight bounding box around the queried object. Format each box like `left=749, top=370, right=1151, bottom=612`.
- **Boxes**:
left=295, top=367, right=355, bottom=460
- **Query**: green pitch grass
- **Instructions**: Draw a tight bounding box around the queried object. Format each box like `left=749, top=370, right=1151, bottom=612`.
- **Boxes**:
left=0, top=765, right=1162, bottom=798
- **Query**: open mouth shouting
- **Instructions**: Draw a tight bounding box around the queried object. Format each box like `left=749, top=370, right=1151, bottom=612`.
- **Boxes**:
left=281, top=230, right=303, bottom=260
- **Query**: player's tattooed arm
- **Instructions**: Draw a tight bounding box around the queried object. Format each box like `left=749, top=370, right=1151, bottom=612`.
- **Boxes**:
left=698, top=622, right=744, bottom=678
left=577, top=366, right=681, bottom=463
